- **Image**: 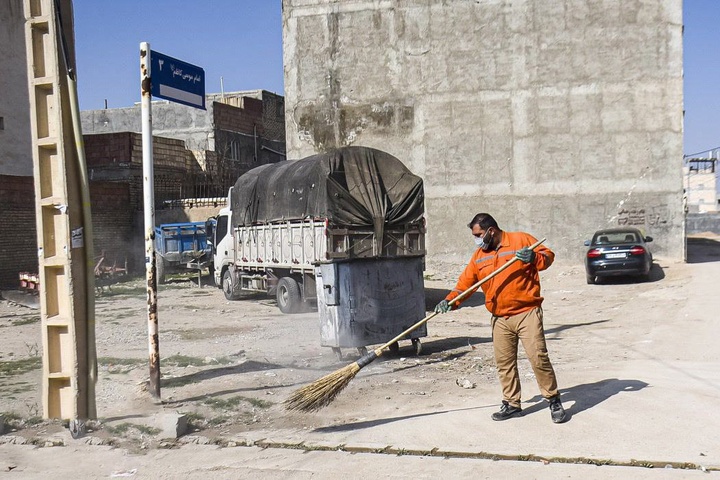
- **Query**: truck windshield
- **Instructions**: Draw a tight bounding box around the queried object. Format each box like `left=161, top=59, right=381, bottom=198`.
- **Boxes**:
left=216, top=215, right=228, bottom=243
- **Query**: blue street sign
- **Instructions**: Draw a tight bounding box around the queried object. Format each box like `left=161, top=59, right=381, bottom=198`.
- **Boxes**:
left=151, top=50, right=205, bottom=109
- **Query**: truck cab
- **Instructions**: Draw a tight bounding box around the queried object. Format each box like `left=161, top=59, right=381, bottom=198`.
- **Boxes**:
left=208, top=204, right=235, bottom=296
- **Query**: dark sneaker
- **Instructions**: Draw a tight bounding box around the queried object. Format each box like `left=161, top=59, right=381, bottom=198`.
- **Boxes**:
left=491, top=401, right=523, bottom=421
left=549, top=396, right=567, bottom=424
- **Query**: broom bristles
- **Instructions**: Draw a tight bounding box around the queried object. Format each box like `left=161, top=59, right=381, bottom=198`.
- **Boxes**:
left=284, top=362, right=361, bottom=412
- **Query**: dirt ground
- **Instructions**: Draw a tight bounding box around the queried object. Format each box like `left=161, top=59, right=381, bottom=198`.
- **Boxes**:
left=1, top=234, right=719, bottom=457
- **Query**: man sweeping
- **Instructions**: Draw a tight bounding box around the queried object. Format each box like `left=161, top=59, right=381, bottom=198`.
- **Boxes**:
left=434, top=213, right=567, bottom=423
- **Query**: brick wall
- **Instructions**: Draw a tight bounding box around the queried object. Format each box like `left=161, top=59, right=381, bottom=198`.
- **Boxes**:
left=0, top=175, right=37, bottom=289
left=89, top=181, right=136, bottom=271
left=85, top=132, right=194, bottom=209
left=84, top=132, right=133, bottom=168
left=0, top=176, right=141, bottom=288
left=214, top=101, right=265, bottom=136
left=85, top=132, right=191, bottom=171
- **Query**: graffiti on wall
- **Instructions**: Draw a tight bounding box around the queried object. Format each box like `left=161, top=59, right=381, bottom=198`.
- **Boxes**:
left=617, top=205, right=670, bottom=227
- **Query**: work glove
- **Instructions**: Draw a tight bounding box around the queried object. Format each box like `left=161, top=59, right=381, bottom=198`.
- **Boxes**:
left=516, top=247, right=536, bottom=264
left=434, top=299, right=451, bottom=314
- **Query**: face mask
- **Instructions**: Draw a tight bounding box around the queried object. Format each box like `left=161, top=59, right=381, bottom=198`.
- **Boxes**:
left=474, top=229, right=492, bottom=249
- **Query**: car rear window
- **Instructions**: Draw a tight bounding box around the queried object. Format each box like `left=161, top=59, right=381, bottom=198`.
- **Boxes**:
left=594, top=232, right=639, bottom=244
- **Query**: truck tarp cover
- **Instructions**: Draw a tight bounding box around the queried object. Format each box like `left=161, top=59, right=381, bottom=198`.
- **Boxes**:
left=231, top=146, right=424, bottom=235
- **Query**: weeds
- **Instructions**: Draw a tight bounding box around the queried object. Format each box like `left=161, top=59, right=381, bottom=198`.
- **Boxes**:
left=98, top=357, right=144, bottom=366
left=98, top=357, right=145, bottom=374
left=8, top=316, right=40, bottom=327
left=24, top=401, right=39, bottom=418
left=25, top=416, right=43, bottom=426
left=0, top=357, right=41, bottom=377
left=163, top=355, right=233, bottom=368
left=1, top=381, right=34, bottom=395
left=203, top=395, right=273, bottom=410
left=104, top=423, right=131, bottom=435
left=104, top=422, right=160, bottom=436
left=135, top=424, right=161, bottom=436
left=164, top=355, right=207, bottom=368
left=0, top=412, right=43, bottom=430
left=207, top=415, right=229, bottom=426
left=25, top=342, right=39, bottom=357
left=185, top=412, right=206, bottom=431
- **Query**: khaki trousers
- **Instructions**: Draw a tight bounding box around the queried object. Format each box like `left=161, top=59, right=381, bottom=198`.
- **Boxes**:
left=491, top=307, right=559, bottom=408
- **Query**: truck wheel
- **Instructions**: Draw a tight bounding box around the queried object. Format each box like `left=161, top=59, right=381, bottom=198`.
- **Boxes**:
left=277, top=277, right=302, bottom=314
left=156, top=257, right=166, bottom=285
left=222, top=270, right=240, bottom=301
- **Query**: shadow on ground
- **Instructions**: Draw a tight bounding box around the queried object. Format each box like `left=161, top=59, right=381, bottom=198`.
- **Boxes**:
left=687, top=236, right=720, bottom=264
left=161, top=359, right=290, bottom=389
left=311, top=380, right=645, bottom=432
left=313, top=405, right=486, bottom=433
left=592, top=262, right=665, bottom=285
left=544, top=319, right=610, bottom=340
left=524, top=378, right=649, bottom=421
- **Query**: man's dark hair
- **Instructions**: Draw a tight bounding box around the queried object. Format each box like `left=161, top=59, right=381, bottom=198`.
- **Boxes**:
left=467, top=213, right=499, bottom=230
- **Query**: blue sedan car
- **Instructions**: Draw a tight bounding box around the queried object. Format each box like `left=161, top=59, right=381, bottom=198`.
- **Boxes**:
left=584, top=228, right=653, bottom=284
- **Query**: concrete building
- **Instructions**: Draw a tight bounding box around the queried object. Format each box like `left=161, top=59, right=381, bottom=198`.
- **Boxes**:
left=0, top=0, right=37, bottom=288
left=282, top=0, right=685, bottom=267
left=683, top=155, right=718, bottom=213
left=0, top=0, right=32, bottom=177
left=81, top=90, right=287, bottom=195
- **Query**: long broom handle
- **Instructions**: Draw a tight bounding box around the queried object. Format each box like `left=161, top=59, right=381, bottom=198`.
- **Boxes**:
left=366, top=237, right=547, bottom=360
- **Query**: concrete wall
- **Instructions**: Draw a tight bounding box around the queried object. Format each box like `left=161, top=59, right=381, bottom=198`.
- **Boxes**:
left=0, top=0, right=32, bottom=176
left=81, top=102, right=214, bottom=154
left=686, top=213, right=720, bottom=235
left=282, top=0, right=685, bottom=268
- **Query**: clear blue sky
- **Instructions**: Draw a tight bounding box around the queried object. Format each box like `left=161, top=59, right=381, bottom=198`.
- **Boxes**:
left=683, top=1, right=720, bottom=156
left=73, top=1, right=283, bottom=110
left=74, top=1, right=717, bottom=157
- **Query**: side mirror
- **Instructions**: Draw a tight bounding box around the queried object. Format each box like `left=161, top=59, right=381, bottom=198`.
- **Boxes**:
left=205, top=218, right=216, bottom=252
left=583, top=240, right=590, bottom=246
left=644, top=236, right=653, bottom=242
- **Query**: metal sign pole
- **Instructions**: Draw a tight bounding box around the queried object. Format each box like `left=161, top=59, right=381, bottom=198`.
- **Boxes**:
left=140, top=42, right=161, bottom=399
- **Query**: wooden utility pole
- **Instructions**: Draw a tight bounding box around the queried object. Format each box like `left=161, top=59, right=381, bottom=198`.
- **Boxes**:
left=23, top=0, right=96, bottom=420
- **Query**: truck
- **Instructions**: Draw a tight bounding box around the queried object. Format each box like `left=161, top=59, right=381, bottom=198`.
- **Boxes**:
left=154, top=221, right=214, bottom=285
left=209, top=146, right=428, bottom=357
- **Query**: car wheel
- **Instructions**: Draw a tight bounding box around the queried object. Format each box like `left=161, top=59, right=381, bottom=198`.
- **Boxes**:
left=222, top=270, right=240, bottom=300
left=277, top=277, right=302, bottom=314
left=586, top=273, right=596, bottom=285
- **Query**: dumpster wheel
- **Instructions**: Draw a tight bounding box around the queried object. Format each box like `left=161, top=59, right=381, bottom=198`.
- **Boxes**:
left=412, top=338, right=422, bottom=356
left=387, top=341, right=400, bottom=356
left=331, top=347, right=343, bottom=362
left=357, top=346, right=368, bottom=357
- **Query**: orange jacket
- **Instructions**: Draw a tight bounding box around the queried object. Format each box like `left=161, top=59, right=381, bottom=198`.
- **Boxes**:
left=444, top=231, right=554, bottom=317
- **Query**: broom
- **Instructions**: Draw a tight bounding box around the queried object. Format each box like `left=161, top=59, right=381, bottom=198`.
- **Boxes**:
left=284, top=238, right=547, bottom=412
